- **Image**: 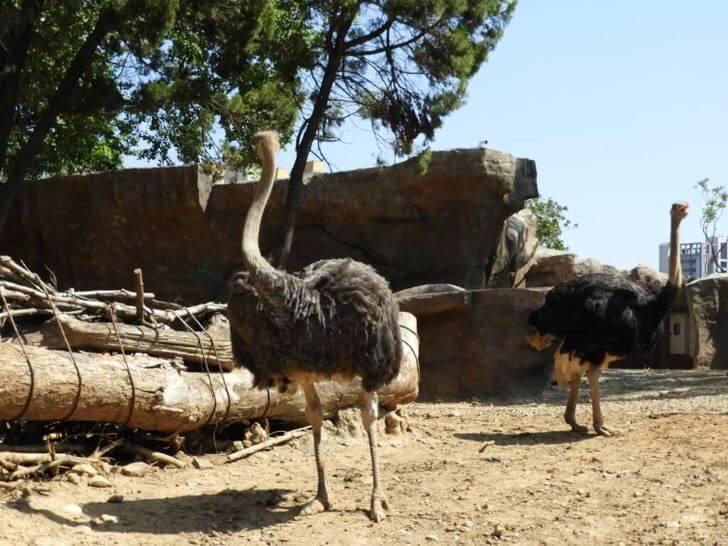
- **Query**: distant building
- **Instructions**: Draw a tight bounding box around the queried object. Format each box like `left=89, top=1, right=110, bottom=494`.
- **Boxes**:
left=659, top=236, right=728, bottom=279
left=218, top=161, right=323, bottom=185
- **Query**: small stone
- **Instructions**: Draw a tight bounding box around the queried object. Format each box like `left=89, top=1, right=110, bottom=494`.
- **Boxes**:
left=107, top=495, right=124, bottom=503
left=100, top=514, right=119, bottom=524
left=425, top=534, right=438, bottom=541
left=492, top=524, right=505, bottom=538
left=88, top=476, right=113, bottom=488
left=633, top=490, right=642, bottom=498
left=192, top=457, right=214, bottom=470
left=70, top=463, right=97, bottom=476
left=61, top=504, right=84, bottom=517
left=66, top=473, right=81, bottom=485
left=233, top=441, right=244, bottom=451
left=121, top=462, right=152, bottom=477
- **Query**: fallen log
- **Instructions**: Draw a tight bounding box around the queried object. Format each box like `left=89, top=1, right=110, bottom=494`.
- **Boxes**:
left=35, top=315, right=234, bottom=371
left=0, top=313, right=419, bottom=432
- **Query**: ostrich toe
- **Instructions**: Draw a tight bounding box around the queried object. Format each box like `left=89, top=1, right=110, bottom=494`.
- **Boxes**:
left=593, top=421, right=622, bottom=437
left=300, top=497, right=331, bottom=517
left=369, top=493, right=390, bottom=523
left=567, top=420, right=589, bottom=435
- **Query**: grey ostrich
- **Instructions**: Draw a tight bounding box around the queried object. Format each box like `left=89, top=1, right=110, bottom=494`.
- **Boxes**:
left=227, top=131, right=401, bottom=522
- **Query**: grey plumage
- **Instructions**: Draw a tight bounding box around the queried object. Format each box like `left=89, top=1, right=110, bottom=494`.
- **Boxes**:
left=228, top=258, right=402, bottom=393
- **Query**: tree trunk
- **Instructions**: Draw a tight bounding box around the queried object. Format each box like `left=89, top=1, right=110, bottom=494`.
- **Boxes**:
left=0, top=7, right=115, bottom=232
left=0, top=313, right=419, bottom=432
left=278, top=15, right=354, bottom=268
left=34, top=315, right=234, bottom=371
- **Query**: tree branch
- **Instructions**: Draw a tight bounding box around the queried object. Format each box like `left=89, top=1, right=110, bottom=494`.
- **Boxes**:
left=348, top=17, right=446, bottom=57
left=344, top=18, right=392, bottom=50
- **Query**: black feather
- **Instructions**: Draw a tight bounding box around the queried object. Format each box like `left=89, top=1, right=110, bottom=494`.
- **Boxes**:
left=528, top=273, right=678, bottom=366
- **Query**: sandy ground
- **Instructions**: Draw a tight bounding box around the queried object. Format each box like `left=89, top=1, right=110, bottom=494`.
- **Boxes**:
left=1, top=369, right=728, bottom=546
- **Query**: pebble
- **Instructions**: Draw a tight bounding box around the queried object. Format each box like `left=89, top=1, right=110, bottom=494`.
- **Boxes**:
left=492, top=524, right=505, bottom=538
left=61, top=504, right=84, bottom=517
left=70, top=463, right=97, bottom=476
left=425, top=534, right=439, bottom=541
left=66, top=473, right=81, bottom=485
left=107, top=494, right=124, bottom=503
left=192, top=457, right=214, bottom=470
left=121, top=462, right=152, bottom=477
left=88, top=476, right=113, bottom=488
left=100, top=514, right=119, bottom=524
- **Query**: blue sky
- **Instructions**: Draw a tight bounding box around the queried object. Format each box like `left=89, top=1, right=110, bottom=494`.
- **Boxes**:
left=128, top=1, right=728, bottom=270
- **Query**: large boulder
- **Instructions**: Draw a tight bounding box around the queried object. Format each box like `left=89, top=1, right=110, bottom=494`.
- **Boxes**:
left=524, top=248, right=620, bottom=287
left=627, top=264, right=668, bottom=290
left=685, top=274, right=728, bottom=368
left=487, top=209, right=539, bottom=288
left=1, top=148, right=537, bottom=302
left=399, top=287, right=551, bottom=400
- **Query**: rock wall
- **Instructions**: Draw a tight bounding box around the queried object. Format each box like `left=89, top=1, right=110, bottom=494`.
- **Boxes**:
left=1, top=148, right=537, bottom=302
left=399, top=288, right=552, bottom=400
left=686, top=274, right=728, bottom=368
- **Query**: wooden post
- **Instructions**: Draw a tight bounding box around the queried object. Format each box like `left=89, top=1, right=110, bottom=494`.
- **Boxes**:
left=133, top=268, right=145, bottom=324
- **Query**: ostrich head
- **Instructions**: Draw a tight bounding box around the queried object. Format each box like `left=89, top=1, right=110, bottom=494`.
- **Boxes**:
left=526, top=330, right=556, bottom=351
left=670, top=201, right=689, bottom=226
left=526, top=309, right=556, bottom=351
left=254, top=130, right=280, bottom=161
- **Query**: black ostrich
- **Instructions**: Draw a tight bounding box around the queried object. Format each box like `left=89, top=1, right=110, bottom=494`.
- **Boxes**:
left=527, top=202, right=688, bottom=436
left=227, top=131, right=401, bottom=522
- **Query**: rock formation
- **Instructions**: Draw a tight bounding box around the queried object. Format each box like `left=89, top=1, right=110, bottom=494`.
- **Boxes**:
left=685, top=274, right=728, bottom=368
left=0, top=148, right=537, bottom=302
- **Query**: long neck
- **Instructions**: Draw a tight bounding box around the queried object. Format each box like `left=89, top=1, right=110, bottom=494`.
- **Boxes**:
left=242, top=147, right=278, bottom=279
left=668, top=220, right=682, bottom=287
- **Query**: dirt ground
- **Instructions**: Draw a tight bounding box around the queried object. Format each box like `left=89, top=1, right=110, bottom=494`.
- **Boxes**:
left=1, top=369, right=728, bottom=546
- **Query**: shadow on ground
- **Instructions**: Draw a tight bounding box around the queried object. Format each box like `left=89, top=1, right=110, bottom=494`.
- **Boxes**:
left=7, top=488, right=307, bottom=534
left=481, top=370, right=728, bottom=407
left=454, top=429, right=591, bottom=446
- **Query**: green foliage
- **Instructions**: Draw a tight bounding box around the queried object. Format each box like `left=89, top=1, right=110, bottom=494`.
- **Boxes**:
left=299, top=0, right=517, bottom=157
left=527, top=197, right=577, bottom=251
left=414, top=148, right=432, bottom=176
left=694, top=177, right=728, bottom=272
left=0, top=0, right=307, bottom=186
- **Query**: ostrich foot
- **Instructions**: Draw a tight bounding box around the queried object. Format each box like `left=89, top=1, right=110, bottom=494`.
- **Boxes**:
left=567, top=420, right=589, bottom=435
left=299, top=496, right=331, bottom=516
left=369, top=492, right=390, bottom=523
left=594, top=422, right=622, bottom=437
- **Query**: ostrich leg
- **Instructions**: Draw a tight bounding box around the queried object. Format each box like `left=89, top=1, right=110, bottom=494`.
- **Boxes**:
left=361, top=390, right=389, bottom=522
left=587, top=370, right=622, bottom=437
left=300, top=383, right=331, bottom=515
left=564, top=375, right=588, bottom=434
